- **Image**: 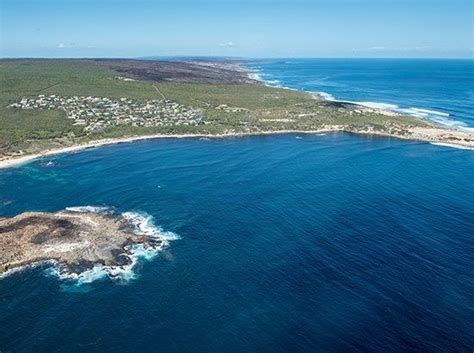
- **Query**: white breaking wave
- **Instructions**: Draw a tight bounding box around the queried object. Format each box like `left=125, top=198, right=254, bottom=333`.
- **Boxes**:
left=0, top=260, right=57, bottom=279
left=245, top=64, right=474, bottom=133
left=248, top=73, right=262, bottom=81
left=397, top=107, right=448, bottom=119
left=431, top=143, right=474, bottom=151
left=265, top=79, right=281, bottom=86
left=247, top=68, right=289, bottom=89
left=406, top=108, right=450, bottom=117
left=314, top=91, right=335, bottom=101
left=121, top=211, right=180, bottom=242
left=48, top=242, right=161, bottom=284
left=349, top=101, right=474, bottom=132
left=248, top=71, right=263, bottom=81
left=65, top=206, right=112, bottom=213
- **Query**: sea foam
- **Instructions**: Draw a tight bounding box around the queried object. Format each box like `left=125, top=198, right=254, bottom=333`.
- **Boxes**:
left=121, top=211, right=180, bottom=242
left=244, top=63, right=473, bottom=133
left=430, top=143, right=474, bottom=151
left=65, top=205, right=113, bottom=214
left=349, top=101, right=474, bottom=132
left=248, top=71, right=263, bottom=81
left=314, top=92, right=335, bottom=101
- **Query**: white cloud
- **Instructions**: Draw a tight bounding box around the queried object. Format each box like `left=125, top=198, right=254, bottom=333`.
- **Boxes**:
left=367, top=46, right=386, bottom=51
left=219, top=41, right=236, bottom=48
left=57, top=42, right=78, bottom=49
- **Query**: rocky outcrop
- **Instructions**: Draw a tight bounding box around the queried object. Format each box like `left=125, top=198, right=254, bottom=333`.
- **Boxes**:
left=0, top=209, right=163, bottom=276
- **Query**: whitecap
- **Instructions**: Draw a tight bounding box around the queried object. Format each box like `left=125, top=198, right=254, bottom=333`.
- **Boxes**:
left=245, top=65, right=474, bottom=133
left=0, top=260, right=56, bottom=279
left=398, top=108, right=474, bottom=132
left=430, top=143, right=474, bottom=151
left=246, top=69, right=287, bottom=89
left=40, top=160, right=56, bottom=168
left=265, top=79, right=282, bottom=86
left=121, top=211, right=180, bottom=242
left=65, top=206, right=112, bottom=214
left=312, top=91, right=335, bottom=101
left=49, top=245, right=146, bottom=284
left=50, top=263, right=109, bottom=284
left=406, top=108, right=450, bottom=117
left=350, top=101, right=474, bottom=132
left=248, top=72, right=263, bottom=81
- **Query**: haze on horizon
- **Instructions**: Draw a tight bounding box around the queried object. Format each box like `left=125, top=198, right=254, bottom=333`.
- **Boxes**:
left=1, top=0, right=473, bottom=59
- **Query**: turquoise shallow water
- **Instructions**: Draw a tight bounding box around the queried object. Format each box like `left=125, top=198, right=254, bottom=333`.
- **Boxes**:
left=1, top=134, right=473, bottom=352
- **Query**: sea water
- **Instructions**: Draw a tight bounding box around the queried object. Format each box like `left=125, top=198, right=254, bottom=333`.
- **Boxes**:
left=1, top=59, right=474, bottom=352
left=246, top=59, right=474, bottom=130
left=1, top=134, right=473, bottom=352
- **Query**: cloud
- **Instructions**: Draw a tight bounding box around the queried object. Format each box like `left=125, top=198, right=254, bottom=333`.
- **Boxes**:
left=219, top=41, right=236, bottom=48
left=367, top=46, right=386, bottom=51
left=57, top=42, right=78, bottom=49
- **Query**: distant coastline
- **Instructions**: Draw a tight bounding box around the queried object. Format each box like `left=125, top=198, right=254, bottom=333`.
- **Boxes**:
left=1, top=58, right=473, bottom=170
left=243, top=59, right=474, bottom=132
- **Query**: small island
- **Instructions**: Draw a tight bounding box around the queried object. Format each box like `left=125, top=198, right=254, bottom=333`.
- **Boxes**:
left=0, top=58, right=473, bottom=169
left=0, top=208, right=167, bottom=279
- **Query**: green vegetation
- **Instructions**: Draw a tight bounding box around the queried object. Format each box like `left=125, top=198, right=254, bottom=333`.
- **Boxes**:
left=0, top=59, right=430, bottom=158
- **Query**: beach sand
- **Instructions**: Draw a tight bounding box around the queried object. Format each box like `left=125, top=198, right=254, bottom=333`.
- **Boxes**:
left=1, top=125, right=473, bottom=170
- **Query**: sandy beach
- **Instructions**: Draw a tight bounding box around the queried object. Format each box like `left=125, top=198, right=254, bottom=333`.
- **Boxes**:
left=1, top=125, right=473, bottom=170
left=0, top=130, right=335, bottom=169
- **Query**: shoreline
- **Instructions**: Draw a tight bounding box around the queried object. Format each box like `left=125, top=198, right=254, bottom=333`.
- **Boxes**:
left=1, top=126, right=473, bottom=170
left=0, top=129, right=336, bottom=169
left=0, top=208, right=178, bottom=282
left=243, top=63, right=474, bottom=134
left=0, top=61, right=472, bottom=170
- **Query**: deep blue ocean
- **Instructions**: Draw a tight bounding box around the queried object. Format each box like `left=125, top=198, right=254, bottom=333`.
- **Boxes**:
left=247, top=59, right=474, bottom=130
left=1, top=60, right=474, bottom=353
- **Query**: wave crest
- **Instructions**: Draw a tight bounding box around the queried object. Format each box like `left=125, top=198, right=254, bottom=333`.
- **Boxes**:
left=65, top=206, right=113, bottom=214
left=244, top=63, right=473, bottom=132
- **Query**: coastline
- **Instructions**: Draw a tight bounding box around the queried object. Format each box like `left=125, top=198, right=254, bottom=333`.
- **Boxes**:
left=0, top=208, right=179, bottom=282
left=0, top=130, right=337, bottom=169
left=0, top=60, right=472, bottom=171
left=244, top=62, right=474, bottom=133
left=1, top=125, right=473, bottom=170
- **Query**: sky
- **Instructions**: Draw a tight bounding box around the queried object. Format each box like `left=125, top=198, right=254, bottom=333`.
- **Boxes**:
left=1, top=0, right=473, bottom=58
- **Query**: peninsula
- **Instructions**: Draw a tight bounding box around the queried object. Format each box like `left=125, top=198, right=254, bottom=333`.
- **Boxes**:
left=1, top=58, right=473, bottom=169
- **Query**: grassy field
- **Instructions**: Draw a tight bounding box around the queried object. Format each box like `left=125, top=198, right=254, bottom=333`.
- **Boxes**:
left=0, top=59, right=430, bottom=157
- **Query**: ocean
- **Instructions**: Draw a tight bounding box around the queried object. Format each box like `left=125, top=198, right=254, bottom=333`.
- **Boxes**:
left=1, top=60, right=474, bottom=353
left=246, top=59, right=474, bottom=130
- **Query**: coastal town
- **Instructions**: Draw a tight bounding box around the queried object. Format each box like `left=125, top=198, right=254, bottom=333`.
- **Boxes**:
left=8, top=94, right=204, bottom=133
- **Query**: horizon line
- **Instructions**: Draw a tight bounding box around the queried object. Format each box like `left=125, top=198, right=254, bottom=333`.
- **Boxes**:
left=1, top=56, right=473, bottom=61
